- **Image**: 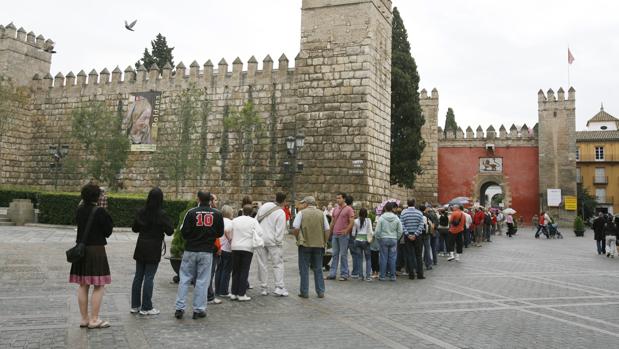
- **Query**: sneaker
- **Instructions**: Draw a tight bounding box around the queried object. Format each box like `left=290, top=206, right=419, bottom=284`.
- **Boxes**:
left=339, top=277, right=348, bottom=281
left=365, top=277, right=373, bottom=282
left=317, top=293, right=325, bottom=298
left=219, top=294, right=231, bottom=298
left=192, top=311, right=207, bottom=319
left=260, top=290, right=269, bottom=296
left=325, top=276, right=336, bottom=280
left=139, top=308, right=160, bottom=316
left=298, top=293, right=309, bottom=299
left=273, top=287, right=289, bottom=297
left=248, top=285, right=253, bottom=289
left=389, top=277, right=397, bottom=281
left=448, top=252, right=455, bottom=261
left=130, top=307, right=140, bottom=314
left=174, top=309, right=184, bottom=319
left=351, top=275, right=360, bottom=279
left=207, top=298, right=222, bottom=305
left=237, top=295, right=252, bottom=302
left=455, top=254, right=460, bottom=261
left=378, top=277, right=386, bottom=281
left=229, top=295, right=238, bottom=301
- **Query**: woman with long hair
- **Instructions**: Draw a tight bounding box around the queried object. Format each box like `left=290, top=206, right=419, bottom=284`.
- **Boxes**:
left=130, top=187, right=174, bottom=315
left=69, top=183, right=114, bottom=329
left=351, top=208, right=374, bottom=281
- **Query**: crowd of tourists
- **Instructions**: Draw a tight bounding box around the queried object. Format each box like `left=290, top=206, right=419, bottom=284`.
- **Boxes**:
left=68, top=184, right=507, bottom=328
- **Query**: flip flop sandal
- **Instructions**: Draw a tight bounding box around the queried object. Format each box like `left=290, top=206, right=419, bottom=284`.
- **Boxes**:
left=88, top=320, right=110, bottom=329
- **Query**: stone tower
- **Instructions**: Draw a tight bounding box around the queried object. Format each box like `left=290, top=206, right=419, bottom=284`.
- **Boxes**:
left=415, top=88, right=439, bottom=204
left=0, top=22, right=52, bottom=85
left=537, top=87, right=577, bottom=224
left=296, top=0, right=393, bottom=204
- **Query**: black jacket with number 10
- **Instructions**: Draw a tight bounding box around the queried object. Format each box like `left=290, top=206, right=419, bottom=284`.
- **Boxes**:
left=181, top=204, right=224, bottom=253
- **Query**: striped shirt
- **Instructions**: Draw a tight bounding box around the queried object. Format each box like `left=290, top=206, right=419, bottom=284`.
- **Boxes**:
left=400, top=207, right=424, bottom=237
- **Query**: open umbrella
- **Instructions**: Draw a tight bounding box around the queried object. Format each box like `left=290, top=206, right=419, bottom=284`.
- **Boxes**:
left=503, top=208, right=516, bottom=215
left=448, top=197, right=470, bottom=206
left=376, top=199, right=401, bottom=215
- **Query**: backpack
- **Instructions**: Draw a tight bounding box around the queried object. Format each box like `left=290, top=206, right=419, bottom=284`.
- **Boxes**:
left=439, top=214, right=449, bottom=227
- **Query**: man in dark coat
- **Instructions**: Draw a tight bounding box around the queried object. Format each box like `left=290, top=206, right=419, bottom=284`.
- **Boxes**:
left=592, top=213, right=606, bottom=255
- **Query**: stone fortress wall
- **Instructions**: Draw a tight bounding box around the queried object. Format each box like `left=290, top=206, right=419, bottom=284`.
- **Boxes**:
left=2, top=0, right=434, bottom=209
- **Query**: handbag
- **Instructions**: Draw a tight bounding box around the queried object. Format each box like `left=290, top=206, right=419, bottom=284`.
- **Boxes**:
left=66, top=207, right=99, bottom=263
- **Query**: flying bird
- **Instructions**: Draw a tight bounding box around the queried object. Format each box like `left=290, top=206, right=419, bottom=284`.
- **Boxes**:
left=125, top=19, right=137, bottom=31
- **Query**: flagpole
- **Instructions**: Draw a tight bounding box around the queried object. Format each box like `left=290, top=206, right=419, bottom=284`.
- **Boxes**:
left=567, top=45, right=571, bottom=88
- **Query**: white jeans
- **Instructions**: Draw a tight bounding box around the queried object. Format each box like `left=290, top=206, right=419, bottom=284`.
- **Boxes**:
left=606, top=236, right=617, bottom=256
left=256, top=245, right=286, bottom=290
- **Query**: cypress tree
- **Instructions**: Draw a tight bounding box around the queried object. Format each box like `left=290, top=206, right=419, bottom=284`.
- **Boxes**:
left=390, top=7, right=425, bottom=188
left=444, top=107, right=458, bottom=136
left=136, top=34, right=175, bottom=71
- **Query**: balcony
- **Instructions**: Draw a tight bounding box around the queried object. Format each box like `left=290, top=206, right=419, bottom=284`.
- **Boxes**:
left=596, top=196, right=614, bottom=204
left=577, top=154, right=619, bottom=162
left=594, top=176, right=608, bottom=184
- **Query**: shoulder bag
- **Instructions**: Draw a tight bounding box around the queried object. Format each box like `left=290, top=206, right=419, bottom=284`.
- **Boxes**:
left=66, top=207, right=99, bottom=263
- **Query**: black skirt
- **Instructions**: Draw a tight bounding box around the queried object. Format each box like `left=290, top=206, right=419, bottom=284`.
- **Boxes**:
left=69, top=245, right=111, bottom=285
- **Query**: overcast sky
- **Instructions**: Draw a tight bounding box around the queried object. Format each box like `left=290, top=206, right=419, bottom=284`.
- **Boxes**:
left=3, top=0, right=617, bottom=130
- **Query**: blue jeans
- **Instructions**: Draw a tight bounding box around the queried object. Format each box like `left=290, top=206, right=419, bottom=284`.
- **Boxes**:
left=298, top=246, right=325, bottom=296
left=175, top=251, right=213, bottom=312
left=463, top=228, right=471, bottom=247
left=349, top=238, right=360, bottom=277
left=596, top=239, right=606, bottom=254
left=131, top=262, right=159, bottom=310
left=379, top=238, right=397, bottom=280
left=329, top=235, right=350, bottom=278
left=423, top=236, right=433, bottom=268
left=353, top=240, right=372, bottom=278
left=215, top=251, right=232, bottom=296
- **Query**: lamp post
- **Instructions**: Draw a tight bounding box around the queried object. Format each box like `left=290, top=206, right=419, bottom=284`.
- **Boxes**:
left=284, top=133, right=305, bottom=225
left=48, top=144, right=69, bottom=189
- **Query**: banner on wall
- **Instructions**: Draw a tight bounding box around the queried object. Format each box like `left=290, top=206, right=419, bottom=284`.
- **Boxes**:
left=121, top=91, right=161, bottom=151
left=547, top=189, right=562, bottom=207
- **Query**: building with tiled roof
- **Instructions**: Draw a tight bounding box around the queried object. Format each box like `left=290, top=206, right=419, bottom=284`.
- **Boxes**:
left=576, top=105, right=619, bottom=214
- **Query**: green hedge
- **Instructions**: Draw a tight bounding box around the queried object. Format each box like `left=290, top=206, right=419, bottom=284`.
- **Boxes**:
left=24, top=190, right=191, bottom=227
left=0, top=188, right=40, bottom=207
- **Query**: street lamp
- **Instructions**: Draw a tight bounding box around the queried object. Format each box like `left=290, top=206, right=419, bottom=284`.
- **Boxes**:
left=48, top=144, right=69, bottom=189
left=285, top=133, right=305, bottom=226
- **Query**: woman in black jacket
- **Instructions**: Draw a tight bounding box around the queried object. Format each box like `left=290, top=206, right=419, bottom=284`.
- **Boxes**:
left=130, top=187, right=174, bottom=315
left=70, top=183, right=114, bottom=329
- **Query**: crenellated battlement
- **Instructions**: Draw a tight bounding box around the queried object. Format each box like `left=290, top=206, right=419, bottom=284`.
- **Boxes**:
left=438, top=122, right=538, bottom=147
left=0, top=22, right=53, bottom=85
left=31, top=54, right=298, bottom=94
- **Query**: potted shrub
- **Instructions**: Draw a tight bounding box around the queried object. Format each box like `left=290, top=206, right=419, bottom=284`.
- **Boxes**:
left=573, top=216, right=585, bottom=237
left=166, top=202, right=194, bottom=283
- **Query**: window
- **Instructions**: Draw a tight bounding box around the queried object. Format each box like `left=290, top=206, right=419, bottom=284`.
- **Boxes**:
left=601, top=126, right=608, bottom=130
left=576, top=167, right=581, bottom=182
left=576, top=148, right=580, bottom=160
left=595, top=167, right=606, bottom=184
left=595, top=146, right=604, bottom=161
left=595, top=188, right=606, bottom=203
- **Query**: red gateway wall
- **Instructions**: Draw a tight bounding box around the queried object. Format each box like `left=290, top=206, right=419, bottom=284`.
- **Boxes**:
left=438, top=147, right=539, bottom=225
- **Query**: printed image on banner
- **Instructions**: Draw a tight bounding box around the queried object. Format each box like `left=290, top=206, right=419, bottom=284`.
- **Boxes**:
left=122, top=91, right=162, bottom=151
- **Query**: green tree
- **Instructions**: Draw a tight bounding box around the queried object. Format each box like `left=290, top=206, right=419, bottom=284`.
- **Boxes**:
left=71, top=101, right=130, bottom=190
left=444, top=107, right=458, bottom=136
left=390, top=7, right=425, bottom=188
left=577, top=186, right=597, bottom=220
left=135, top=34, right=175, bottom=71
left=224, top=101, right=263, bottom=192
left=155, top=86, right=208, bottom=197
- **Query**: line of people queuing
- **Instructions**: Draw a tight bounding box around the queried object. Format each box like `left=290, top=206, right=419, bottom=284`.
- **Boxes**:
left=67, top=184, right=502, bottom=327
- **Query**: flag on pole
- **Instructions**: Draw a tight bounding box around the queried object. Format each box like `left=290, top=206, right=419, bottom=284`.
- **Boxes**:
left=568, top=48, right=575, bottom=64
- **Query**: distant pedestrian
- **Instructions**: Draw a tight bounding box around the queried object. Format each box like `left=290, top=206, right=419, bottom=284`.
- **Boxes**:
left=447, top=205, right=465, bottom=261
left=327, top=192, right=354, bottom=281
left=375, top=202, right=403, bottom=281
left=97, top=187, right=108, bottom=210
left=214, top=205, right=234, bottom=298
left=437, top=209, right=449, bottom=255
left=505, top=213, right=515, bottom=237
left=293, top=196, right=330, bottom=298
left=593, top=213, right=606, bottom=255
left=255, top=192, right=289, bottom=297
left=70, top=183, right=114, bottom=329
left=605, top=217, right=617, bottom=258
left=351, top=208, right=374, bottom=281
left=130, top=187, right=174, bottom=316
left=174, top=191, right=224, bottom=320
left=345, top=195, right=361, bottom=279
left=473, top=208, right=485, bottom=247
left=230, top=205, right=264, bottom=301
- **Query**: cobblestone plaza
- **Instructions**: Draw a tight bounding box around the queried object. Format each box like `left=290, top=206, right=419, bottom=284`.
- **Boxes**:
left=1, top=226, right=618, bottom=348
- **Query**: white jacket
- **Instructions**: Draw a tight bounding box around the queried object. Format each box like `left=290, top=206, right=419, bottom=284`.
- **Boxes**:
left=256, top=202, right=287, bottom=247
left=231, top=216, right=264, bottom=252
